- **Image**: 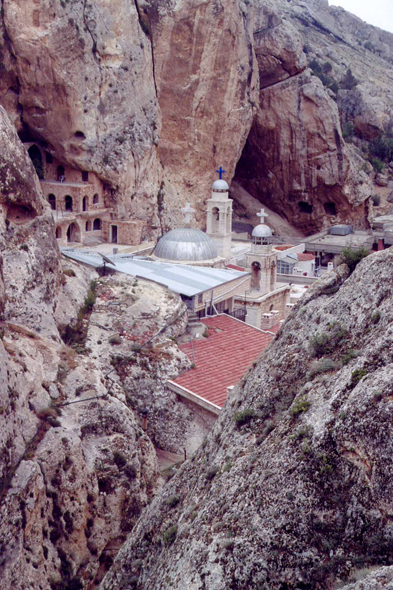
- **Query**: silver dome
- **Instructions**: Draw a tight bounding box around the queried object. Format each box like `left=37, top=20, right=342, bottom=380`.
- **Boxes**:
left=154, top=227, right=218, bottom=262
left=252, top=224, right=273, bottom=238
left=212, top=179, right=229, bottom=191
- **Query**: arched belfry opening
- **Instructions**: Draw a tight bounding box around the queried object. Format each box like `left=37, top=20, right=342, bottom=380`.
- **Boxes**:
left=251, top=260, right=261, bottom=290
left=28, top=145, right=44, bottom=179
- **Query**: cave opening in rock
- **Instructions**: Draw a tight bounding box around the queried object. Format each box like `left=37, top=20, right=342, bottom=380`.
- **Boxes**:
left=323, top=202, right=337, bottom=215
left=6, top=203, right=37, bottom=225
left=298, top=201, right=313, bottom=214
left=28, top=145, right=44, bottom=180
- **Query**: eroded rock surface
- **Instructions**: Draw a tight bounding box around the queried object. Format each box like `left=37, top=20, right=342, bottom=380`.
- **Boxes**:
left=101, top=247, right=393, bottom=590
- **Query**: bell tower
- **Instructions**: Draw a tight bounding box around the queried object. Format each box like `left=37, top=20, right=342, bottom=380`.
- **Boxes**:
left=206, top=167, right=233, bottom=259
left=245, top=209, right=277, bottom=295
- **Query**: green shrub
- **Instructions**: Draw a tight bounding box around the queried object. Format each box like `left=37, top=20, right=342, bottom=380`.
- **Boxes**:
left=166, top=495, right=180, bottom=508
left=206, top=466, right=219, bottom=481
left=371, top=310, right=381, bottom=324
left=308, top=358, right=337, bottom=379
left=342, top=121, right=354, bottom=141
left=83, top=281, right=97, bottom=312
left=340, top=247, right=369, bottom=272
left=113, top=451, right=127, bottom=469
left=341, top=349, right=359, bottom=365
left=351, top=368, right=368, bottom=387
left=162, top=525, right=177, bottom=546
left=233, top=408, right=255, bottom=427
left=290, top=396, right=311, bottom=417
left=310, top=323, right=348, bottom=357
left=369, top=157, right=384, bottom=172
left=340, top=68, right=358, bottom=90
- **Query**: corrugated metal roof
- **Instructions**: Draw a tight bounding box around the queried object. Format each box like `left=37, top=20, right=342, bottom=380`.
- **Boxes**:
left=61, top=249, right=249, bottom=297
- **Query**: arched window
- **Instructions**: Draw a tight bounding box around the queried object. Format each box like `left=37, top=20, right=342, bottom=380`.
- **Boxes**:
left=82, top=196, right=88, bottom=211
left=65, top=195, right=73, bottom=212
left=85, top=220, right=91, bottom=232
left=28, top=145, right=44, bottom=179
left=67, top=222, right=81, bottom=243
left=57, top=165, right=65, bottom=182
left=93, top=218, right=101, bottom=230
left=93, top=194, right=99, bottom=205
left=48, top=194, right=56, bottom=210
left=55, top=226, right=62, bottom=239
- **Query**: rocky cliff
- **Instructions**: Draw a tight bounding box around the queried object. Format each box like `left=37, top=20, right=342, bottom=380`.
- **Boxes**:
left=2, top=0, right=392, bottom=234
left=101, top=246, right=393, bottom=590
left=0, top=106, right=173, bottom=590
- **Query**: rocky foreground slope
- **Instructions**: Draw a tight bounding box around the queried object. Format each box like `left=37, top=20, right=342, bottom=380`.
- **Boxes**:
left=0, top=105, right=190, bottom=589
left=101, top=246, right=393, bottom=590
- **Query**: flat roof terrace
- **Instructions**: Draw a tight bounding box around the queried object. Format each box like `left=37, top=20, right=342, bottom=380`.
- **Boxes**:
left=304, top=231, right=374, bottom=254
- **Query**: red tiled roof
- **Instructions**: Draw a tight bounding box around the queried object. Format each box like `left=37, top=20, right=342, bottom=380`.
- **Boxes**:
left=297, top=252, right=315, bottom=262
left=225, top=264, right=245, bottom=271
left=173, top=315, right=274, bottom=409
left=274, top=245, right=294, bottom=251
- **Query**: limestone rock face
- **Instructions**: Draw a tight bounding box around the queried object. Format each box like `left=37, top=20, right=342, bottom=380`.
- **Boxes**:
left=235, top=72, right=370, bottom=233
left=0, top=104, right=161, bottom=590
left=101, top=247, right=393, bottom=589
left=138, top=0, right=258, bottom=229
left=1, top=0, right=162, bottom=220
left=0, top=105, right=60, bottom=337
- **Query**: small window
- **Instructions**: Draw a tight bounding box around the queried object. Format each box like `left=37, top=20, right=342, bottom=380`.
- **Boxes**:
left=93, top=218, right=101, bottom=230
left=93, top=194, right=99, bottom=204
left=198, top=293, right=203, bottom=305
left=82, top=171, right=89, bottom=182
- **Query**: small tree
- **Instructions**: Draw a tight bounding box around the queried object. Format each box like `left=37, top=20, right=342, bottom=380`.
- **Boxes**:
left=340, top=247, right=369, bottom=272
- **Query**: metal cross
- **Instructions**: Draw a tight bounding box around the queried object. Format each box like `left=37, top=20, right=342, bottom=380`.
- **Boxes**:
left=216, top=166, right=226, bottom=179
left=257, top=208, right=268, bottom=224
left=181, top=202, right=195, bottom=225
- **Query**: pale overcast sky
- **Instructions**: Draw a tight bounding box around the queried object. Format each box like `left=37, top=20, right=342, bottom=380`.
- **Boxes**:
left=328, top=0, right=393, bottom=34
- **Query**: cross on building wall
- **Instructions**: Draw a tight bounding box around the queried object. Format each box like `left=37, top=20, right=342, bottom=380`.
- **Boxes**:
left=181, top=202, right=195, bottom=225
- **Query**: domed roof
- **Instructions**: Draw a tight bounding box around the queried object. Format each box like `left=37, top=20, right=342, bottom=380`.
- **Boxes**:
left=252, top=224, right=273, bottom=238
left=212, top=179, right=229, bottom=191
left=154, top=227, right=218, bottom=262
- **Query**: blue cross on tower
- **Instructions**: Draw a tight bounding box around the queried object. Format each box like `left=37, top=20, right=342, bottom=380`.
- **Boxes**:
left=216, top=166, right=226, bottom=179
